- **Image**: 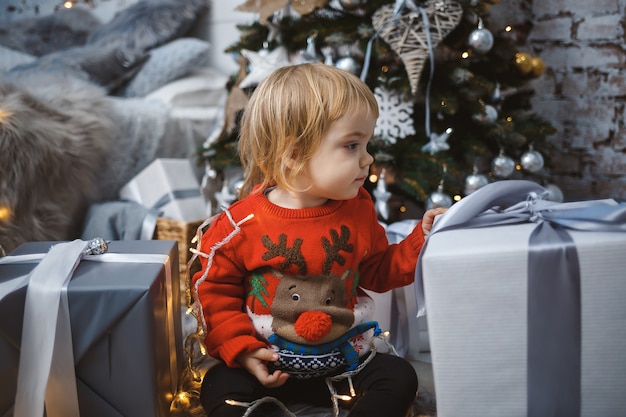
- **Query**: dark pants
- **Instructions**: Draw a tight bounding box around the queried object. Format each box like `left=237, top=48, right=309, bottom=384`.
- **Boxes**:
left=200, top=353, right=418, bottom=417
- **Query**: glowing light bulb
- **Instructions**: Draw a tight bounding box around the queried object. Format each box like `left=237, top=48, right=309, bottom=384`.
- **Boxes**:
left=0, top=206, right=11, bottom=222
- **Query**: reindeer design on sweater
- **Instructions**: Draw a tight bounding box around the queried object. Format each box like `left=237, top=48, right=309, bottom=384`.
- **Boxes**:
left=246, top=225, right=380, bottom=377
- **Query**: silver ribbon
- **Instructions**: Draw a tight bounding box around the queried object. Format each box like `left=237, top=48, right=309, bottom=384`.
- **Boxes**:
left=415, top=179, right=626, bottom=416
left=0, top=240, right=173, bottom=417
left=151, top=188, right=202, bottom=211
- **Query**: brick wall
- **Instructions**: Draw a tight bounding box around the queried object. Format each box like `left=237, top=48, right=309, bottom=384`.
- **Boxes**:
left=492, top=0, right=626, bottom=201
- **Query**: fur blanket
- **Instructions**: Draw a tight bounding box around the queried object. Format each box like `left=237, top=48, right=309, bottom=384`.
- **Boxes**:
left=0, top=75, right=114, bottom=253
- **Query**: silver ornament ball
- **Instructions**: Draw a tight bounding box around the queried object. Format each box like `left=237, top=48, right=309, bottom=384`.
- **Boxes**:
left=468, top=28, right=494, bottom=54
left=335, top=56, right=361, bottom=75
left=464, top=173, right=489, bottom=195
left=520, top=149, right=544, bottom=173
left=544, top=183, right=564, bottom=202
left=426, top=188, right=453, bottom=210
left=451, top=67, right=473, bottom=85
left=491, top=153, right=516, bottom=178
left=472, top=104, right=498, bottom=125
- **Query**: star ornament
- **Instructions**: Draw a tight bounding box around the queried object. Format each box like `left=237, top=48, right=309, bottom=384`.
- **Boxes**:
left=421, top=128, right=453, bottom=155
left=238, top=46, right=293, bottom=89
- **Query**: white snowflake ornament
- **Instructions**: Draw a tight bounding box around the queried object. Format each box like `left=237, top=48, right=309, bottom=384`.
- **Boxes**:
left=373, top=87, right=415, bottom=144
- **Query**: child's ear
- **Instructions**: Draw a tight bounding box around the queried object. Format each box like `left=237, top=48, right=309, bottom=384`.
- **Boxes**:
left=284, top=142, right=300, bottom=170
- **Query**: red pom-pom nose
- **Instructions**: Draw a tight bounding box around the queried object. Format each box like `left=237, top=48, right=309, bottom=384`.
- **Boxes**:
left=294, top=311, right=332, bottom=343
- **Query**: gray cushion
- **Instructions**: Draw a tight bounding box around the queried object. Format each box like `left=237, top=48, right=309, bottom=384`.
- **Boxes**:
left=118, top=38, right=210, bottom=98
left=86, top=0, right=207, bottom=52
left=0, top=8, right=101, bottom=56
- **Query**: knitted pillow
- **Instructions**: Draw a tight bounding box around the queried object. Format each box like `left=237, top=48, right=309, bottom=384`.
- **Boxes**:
left=0, top=7, right=101, bottom=56
left=86, top=0, right=207, bottom=52
left=118, top=38, right=210, bottom=98
left=7, top=44, right=149, bottom=93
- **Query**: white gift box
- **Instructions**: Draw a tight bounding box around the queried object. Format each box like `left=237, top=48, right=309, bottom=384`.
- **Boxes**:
left=421, top=194, right=626, bottom=417
left=120, top=158, right=207, bottom=222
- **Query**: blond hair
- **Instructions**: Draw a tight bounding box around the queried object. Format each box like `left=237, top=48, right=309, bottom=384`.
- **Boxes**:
left=238, top=63, right=379, bottom=198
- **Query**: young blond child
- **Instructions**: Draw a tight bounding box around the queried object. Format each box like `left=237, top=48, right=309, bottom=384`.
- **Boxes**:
left=192, top=63, right=446, bottom=417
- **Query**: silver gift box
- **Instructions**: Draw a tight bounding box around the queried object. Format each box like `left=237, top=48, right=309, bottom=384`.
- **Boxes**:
left=0, top=240, right=183, bottom=417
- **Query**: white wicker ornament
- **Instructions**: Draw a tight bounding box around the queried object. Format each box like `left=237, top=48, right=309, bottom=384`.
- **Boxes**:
left=372, top=1, right=463, bottom=94
left=373, top=86, right=415, bottom=143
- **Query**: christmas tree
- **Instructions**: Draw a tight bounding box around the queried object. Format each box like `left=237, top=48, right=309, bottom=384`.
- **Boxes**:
left=202, top=0, right=557, bottom=221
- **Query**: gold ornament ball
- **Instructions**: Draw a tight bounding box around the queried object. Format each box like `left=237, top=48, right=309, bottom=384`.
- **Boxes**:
left=530, top=56, right=546, bottom=77
left=514, top=52, right=533, bottom=74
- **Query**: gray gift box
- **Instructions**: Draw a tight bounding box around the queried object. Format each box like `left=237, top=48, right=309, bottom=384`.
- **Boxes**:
left=0, top=240, right=183, bottom=417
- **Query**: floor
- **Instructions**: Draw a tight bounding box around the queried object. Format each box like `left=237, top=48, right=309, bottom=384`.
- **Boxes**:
left=411, top=353, right=435, bottom=394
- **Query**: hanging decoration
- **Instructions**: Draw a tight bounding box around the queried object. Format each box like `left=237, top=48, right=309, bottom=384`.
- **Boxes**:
left=464, top=165, right=489, bottom=195
left=335, top=54, right=362, bottom=75
left=543, top=183, right=564, bottom=202
left=371, top=0, right=463, bottom=94
left=472, top=103, right=498, bottom=125
left=426, top=166, right=452, bottom=210
left=520, top=145, right=544, bottom=173
left=422, top=127, right=453, bottom=154
left=530, top=56, right=546, bottom=77
left=297, top=32, right=324, bottom=64
left=491, top=149, right=516, bottom=178
left=467, top=17, right=494, bottom=55
left=514, top=51, right=533, bottom=74
left=238, top=45, right=293, bottom=88
left=373, top=86, right=416, bottom=144
left=373, top=169, right=392, bottom=220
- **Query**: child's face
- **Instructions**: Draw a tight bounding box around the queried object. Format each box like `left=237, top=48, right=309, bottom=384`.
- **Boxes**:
left=298, top=105, right=376, bottom=204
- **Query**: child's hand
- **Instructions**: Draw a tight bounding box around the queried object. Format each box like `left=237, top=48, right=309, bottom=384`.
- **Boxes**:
left=421, top=207, right=448, bottom=237
left=237, top=347, right=290, bottom=388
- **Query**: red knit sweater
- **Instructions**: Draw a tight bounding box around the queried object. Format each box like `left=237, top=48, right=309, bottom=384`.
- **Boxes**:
left=192, top=187, right=424, bottom=369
